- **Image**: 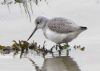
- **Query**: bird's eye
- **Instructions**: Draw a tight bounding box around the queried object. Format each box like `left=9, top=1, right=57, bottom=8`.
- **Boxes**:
left=37, top=21, right=40, bottom=24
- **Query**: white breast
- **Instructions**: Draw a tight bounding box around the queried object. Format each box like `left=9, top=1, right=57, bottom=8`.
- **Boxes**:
left=44, top=28, right=67, bottom=43
left=43, top=28, right=80, bottom=44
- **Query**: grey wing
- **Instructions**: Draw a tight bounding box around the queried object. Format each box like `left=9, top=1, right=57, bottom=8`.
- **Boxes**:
left=48, top=18, right=79, bottom=33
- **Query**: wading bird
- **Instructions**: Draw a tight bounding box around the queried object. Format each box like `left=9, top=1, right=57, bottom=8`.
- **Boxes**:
left=27, top=16, right=87, bottom=44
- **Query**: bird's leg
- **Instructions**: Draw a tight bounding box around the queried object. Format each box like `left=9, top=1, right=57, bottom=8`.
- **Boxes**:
left=58, top=44, right=63, bottom=56
left=50, top=47, right=55, bottom=57
left=51, top=51, right=54, bottom=57
left=55, top=44, right=58, bottom=50
left=65, top=43, right=70, bottom=56
left=50, top=44, right=59, bottom=57
left=51, top=44, right=63, bottom=56
left=66, top=49, right=69, bottom=56
left=51, top=44, right=65, bottom=57
left=50, top=45, right=56, bottom=52
left=58, top=50, right=61, bottom=56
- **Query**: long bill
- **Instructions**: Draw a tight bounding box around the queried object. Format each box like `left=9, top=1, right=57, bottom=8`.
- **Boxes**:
left=27, top=26, right=37, bottom=41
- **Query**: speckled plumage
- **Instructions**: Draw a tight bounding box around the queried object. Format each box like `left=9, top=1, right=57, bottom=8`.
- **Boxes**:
left=47, top=18, right=79, bottom=33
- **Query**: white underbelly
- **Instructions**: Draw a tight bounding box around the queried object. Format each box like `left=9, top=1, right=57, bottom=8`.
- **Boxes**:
left=45, top=28, right=67, bottom=43
left=44, top=28, right=80, bottom=44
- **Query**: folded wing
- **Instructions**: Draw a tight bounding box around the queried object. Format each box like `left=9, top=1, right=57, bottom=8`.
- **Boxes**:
left=48, top=18, right=79, bottom=33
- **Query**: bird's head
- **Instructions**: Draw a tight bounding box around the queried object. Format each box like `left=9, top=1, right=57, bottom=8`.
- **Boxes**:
left=27, top=16, right=48, bottom=41
left=35, top=16, right=48, bottom=29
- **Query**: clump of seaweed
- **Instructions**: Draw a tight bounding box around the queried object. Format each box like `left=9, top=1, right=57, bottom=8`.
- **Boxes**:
left=0, top=40, right=85, bottom=58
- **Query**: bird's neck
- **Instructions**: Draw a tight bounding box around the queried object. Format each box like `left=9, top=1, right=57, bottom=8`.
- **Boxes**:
left=42, top=20, right=48, bottom=29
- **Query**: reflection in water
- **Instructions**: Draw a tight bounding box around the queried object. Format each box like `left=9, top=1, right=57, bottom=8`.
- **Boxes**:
left=41, top=56, right=81, bottom=71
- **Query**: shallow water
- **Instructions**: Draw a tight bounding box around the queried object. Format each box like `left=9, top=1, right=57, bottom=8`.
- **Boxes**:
left=0, top=0, right=100, bottom=71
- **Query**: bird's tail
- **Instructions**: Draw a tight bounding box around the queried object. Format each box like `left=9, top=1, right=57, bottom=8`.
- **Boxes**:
left=80, top=26, right=87, bottom=30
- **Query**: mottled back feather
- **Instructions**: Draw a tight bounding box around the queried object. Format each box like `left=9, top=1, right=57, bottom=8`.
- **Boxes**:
left=47, top=18, right=79, bottom=33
